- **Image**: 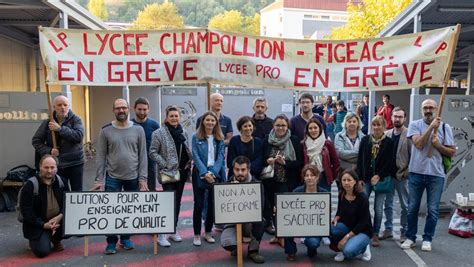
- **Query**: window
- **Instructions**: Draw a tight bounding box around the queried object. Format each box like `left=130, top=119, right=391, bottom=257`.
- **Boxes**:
left=321, top=15, right=330, bottom=20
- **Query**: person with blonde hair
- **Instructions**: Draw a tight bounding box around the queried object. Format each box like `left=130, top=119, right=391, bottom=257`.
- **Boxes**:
left=334, top=112, right=365, bottom=171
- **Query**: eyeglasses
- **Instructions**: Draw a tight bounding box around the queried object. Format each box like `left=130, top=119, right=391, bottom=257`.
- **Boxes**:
left=275, top=124, right=287, bottom=128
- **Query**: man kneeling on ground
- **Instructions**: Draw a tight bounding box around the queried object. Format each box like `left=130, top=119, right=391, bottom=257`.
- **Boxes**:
left=220, top=156, right=265, bottom=264
left=20, top=154, right=69, bottom=258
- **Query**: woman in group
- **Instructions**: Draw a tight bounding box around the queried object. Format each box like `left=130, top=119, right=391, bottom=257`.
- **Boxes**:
left=263, top=114, right=303, bottom=244
left=284, top=164, right=326, bottom=261
left=356, top=116, right=394, bottom=247
left=191, top=111, right=226, bottom=246
left=302, top=119, right=340, bottom=192
left=334, top=112, right=365, bottom=171
left=149, top=105, right=192, bottom=247
left=227, top=116, right=264, bottom=179
left=331, top=170, right=372, bottom=262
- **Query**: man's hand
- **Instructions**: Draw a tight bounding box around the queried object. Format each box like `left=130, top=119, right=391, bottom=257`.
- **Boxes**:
left=51, top=148, right=59, bottom=157
left=430, top=117, right=441, bottom=130
left=370, top=175, right=380, bottom=186
left=139, top=180, right=149, bottom=191
left=48, top=121, right=61, bottom=132
left=90, top=181, right=103, bottom=191
left=431, top=131, right=440, bottom=146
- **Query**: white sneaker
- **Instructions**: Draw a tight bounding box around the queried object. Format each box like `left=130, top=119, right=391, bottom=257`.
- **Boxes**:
left=193, top=235, right=201, bottom=246
left=158, top=234, right=171, bottom=247
left=400, top=239, right=416, bottom=249
left=421, top=241, right=432, bottom=252
left=334, top=252, right=345, bottom=262
left=300, top=238, right=305, bottom=244
left=361, top=245, right=371, bottom=261
left=322, top=237, right=331, bottom=246
left=204, top=232, right=216, bottom=243
left=169, top=233, right=182, bottom=242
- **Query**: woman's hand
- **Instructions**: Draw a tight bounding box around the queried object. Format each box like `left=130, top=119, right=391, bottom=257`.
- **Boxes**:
left=332, top=216, right=340, bottom=226
left=267, top=157, right=275, bottom=165
left=204, top=172, right=215, bottom=184
left=370, top=175, right=380, bottom=186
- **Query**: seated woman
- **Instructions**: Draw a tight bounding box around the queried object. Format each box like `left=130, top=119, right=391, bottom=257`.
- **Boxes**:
left=191, top=111, right=226, bottom=246
left=284, top=164, right=327, bottom=261
left=331, top=170, right=372, bottom=262
left=20, top=154, right=69, bottom=258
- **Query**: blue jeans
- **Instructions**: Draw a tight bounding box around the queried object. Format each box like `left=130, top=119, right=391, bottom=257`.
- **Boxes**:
left=364, top=183, right=387, bottom=235
left=284, top=237, right=322, bottom=255
left=330, top=223, right=370, bottom=258
left=105, top=176, right=139, bottom=245
left=406, top=173, right=444, bottom=242
left=383, top=178, right=408, bottom=234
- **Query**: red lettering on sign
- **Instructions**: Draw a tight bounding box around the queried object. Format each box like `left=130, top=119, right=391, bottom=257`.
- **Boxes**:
left=77, top=61, right=93, bottom=82
left=343, top=67, right=359, bottom=87
left=160, top=33, right=171, bottom=55
left=382, top=63, right=398, bottom=86
left=420, top=60, right=435, bottom=82
left=145, top=59, right=160, bottom=82
left=57, top=60, right=74, bottom=81
left=402, top=63, right=418, bottom=84
left=183, top=59, right=198, bottom=80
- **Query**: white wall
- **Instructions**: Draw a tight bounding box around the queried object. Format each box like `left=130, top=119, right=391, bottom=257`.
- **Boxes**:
left=261, top=9, right=282, bottom=38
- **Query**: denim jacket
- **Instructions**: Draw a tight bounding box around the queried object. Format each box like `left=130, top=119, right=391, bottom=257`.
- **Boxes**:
left=192, top=134, right=226, bottom=188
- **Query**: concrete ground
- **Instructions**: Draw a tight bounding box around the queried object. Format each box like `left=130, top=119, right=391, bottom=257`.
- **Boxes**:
left=0, top=161, right=473, bottom=267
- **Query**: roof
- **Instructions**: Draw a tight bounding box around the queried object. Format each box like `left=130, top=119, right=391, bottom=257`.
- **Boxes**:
left=378, top=0, right=474, bottom=81
left=0, top=0, right=110, bottom=47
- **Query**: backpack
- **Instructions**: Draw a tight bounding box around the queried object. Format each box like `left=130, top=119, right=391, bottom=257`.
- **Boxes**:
left=442, top=123, right=453, bottom=174
left=6, top=165, right=36, bottom=182
left=17, top=175, right=65, bottom=223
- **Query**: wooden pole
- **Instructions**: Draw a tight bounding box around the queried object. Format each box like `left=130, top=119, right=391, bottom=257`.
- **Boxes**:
left=236, top=223, right=243, bottom=267
left=427, top=24, right=461, bottom=157
left=153, top=234, right=158, bottom=255
left=44, top=67, right=57, bottom=149
left=84, top=236, right=89, bottom=257
left=207, top=82, right=212, bottom=110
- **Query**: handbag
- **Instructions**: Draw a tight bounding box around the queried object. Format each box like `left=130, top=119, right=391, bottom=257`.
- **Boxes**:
left=260, top=164, right=274, bottom=180
left=448, top=208, right=473, bottom=238
left=371, top=158, right=392, bottom=193
left=441, top=123, right=453, bottom=174
left=159, top=145, right=182, bottom=184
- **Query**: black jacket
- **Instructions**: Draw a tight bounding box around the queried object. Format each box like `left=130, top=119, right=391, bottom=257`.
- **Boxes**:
left=32, top=110, right=84, bottom=169
left=356, top=135, right=394, bottom=183
left=20, top=175, right=69, bottom=240
left=263, top=135, right=304, bottom=190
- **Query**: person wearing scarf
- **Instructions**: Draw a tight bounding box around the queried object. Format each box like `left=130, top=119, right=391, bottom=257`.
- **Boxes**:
left=356, top=116, right=394, bottom=247
left=263, top=114, right=303, bottom=245
left=150, top=106, right=192, bottom=247
left=302, top=119, right=340, bottom=192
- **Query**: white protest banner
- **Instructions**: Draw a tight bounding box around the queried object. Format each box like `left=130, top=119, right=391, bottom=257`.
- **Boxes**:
left=64, top=191, right=175, bottom=236
left=39, top=26, right=458, bottom=91
left=213, top=183, right=263, bottom=224
left=276, top=193, right=331, bottom=237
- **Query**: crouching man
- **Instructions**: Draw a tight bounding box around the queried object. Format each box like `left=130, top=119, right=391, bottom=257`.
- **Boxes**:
left=20, top=154, right=69, bottom=258
left=220, top=156, right=265, bottom=264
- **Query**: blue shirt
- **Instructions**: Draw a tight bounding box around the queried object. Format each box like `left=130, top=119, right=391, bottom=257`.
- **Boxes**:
left=196, top=113, right=233, bottom=136
left=407, top=119, right=454, bottom=177
left=132, top=118, right=160, bottom=161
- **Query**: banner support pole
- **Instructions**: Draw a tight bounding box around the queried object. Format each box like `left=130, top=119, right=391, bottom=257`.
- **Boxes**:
left=84, top=236, right=88, bottom=257
left=153, top=234, right=158, bottom=255
left=236, top=223, right=243, bottom=267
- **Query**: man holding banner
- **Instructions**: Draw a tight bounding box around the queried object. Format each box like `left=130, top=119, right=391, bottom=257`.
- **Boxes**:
left=92, top=98, right=148, bottom=255
left=220, top=156, right=265, bottom=264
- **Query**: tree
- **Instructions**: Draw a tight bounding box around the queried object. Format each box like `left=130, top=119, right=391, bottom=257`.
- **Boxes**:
left=87, top=0, right=109, bottom=21
left=208, top=10, right=260, bottom=35
left=329, top=0, right=412, bottom=40
left=130, top=2, right=184, bottom=30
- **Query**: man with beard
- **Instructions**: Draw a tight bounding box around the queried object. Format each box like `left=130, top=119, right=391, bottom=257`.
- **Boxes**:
left=251, top=97, right=273, bottom=140
left=132, top=97, right=160, bottom=191
left=20, top=154, right=69, bottom=258
left=380, top=107, right=412, bottom=242
left=220, top=156, right=265, bottom=264
left=290, top=93, right=326, bottom=141
left=92, top=98, right=148, bottom=255
left=401, top=99, right=455, bottom=252
left=32, top=95, right=84, bottom=191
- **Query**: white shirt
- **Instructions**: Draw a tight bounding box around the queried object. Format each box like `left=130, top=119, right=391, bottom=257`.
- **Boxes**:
left=207, top=135, right=215, bottom=167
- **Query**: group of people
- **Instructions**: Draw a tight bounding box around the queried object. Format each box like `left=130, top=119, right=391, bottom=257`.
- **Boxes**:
left=21, top=91, right=455, bottom=264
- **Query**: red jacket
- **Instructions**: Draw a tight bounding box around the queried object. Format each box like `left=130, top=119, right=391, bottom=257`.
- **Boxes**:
left=302, top=140, right=341, bottom=185
left=377, top=104, right=394, bottom=129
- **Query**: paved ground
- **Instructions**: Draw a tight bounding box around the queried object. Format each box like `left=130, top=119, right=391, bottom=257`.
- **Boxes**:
left=0, top=161, right=473, bottom=267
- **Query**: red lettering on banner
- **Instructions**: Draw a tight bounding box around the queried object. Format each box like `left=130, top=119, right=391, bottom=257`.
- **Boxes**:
left=127, top=61, right=142, bottom=81
left=360, top=42, right=372, bottom=62
left=164, top=61, right=177, bottom=81
left=123, top=34, right=134, bottom=55
left=414, top=36, right=422, bottom=47
left=83, top=33, right=149, bottom=56
left=83, top=33, right=95, bottom=55
left=221, top=35, right=231, bottom=54
left=435, top=42, right=447, bottom=54
left=186, top=32, right=197, bottom=53
left=316, top=41, right=384, bottom=63
left=420, top=60, right=435, bottom=82
left=294, top=68, right=310, bottom=86
left=231, top=36, right=243, bottom=56
left=145, top=59, right=160, bottom=82
left=160, top=33, right=171, bottom=55
left=58, top=60, right=74, bottom=81
left=345, top=42, right=357, bottom=63
left=219, top=63, right=248, bottom=75
left=197, top=32, right=208, bottom=53
left=343, top=67, right=359, bottom=87
left=109, top=33, right=122, bottom=55
left=315, top=43, right=327, bottom=63
left=256, top=65, right=280, bottom=79
left=136, top=33, right=148, bottom=55
left=334, top=43, right=345, bottom=63
left=402, top=63, right=418, bottom=84
left=49, top=32, right=68, bottom=53
left=382, top=63, right=398, bottom=86
left=108, top=62, right=123, bottom=82
left=242, top=37, right=254, bottom=57
left=96, top=33, right=109, bottom=55
left=373, top=41, right=385, bottom=61
left=208, top=32, right=220, bottom=53
left=293, top=68, right=328, bottom=88
left=362, top=66, right=379, bottom=86
left=183, top=59, right=198, bottom=80
left=77, top=61, right=93, bottom=81
left=173, top=32, right=185, bottom=54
